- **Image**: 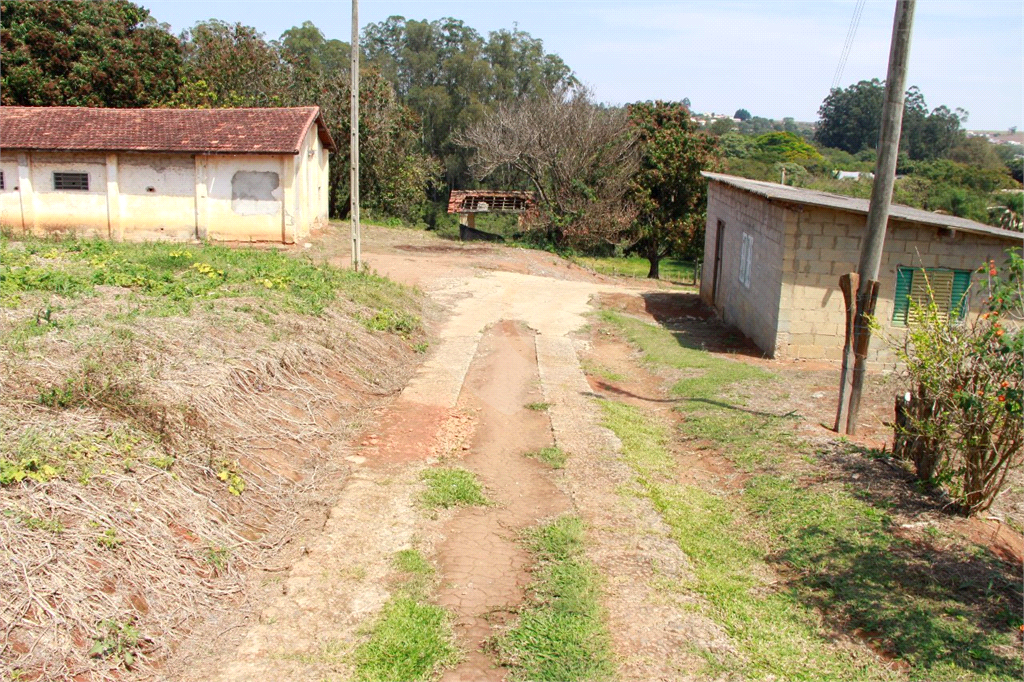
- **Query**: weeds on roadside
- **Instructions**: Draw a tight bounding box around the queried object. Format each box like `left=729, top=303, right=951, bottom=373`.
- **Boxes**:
left=420, top=468, right=489, bottom=508
left=353, top=549, right=459, bottom=682
left=89, top=618, right=141, bottom=668
left=599, top=312, right=1023, bottom=680
left=496, top=515, right=614, bottom=682
left=525, top=446, right=567, bottom=469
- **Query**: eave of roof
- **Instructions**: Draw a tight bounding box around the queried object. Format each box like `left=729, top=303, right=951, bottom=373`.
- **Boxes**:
left=702, top=172, right=1024, bottom=242
left=0, top=106, right=338, bottom=155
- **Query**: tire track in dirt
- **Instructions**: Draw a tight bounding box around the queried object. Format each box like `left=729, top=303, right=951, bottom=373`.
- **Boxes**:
left=436, top=321, right=570, bottom=682
left=190, top=267, right=707, bottom=681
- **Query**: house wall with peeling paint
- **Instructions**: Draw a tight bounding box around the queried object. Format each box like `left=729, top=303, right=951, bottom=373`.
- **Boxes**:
left=0, top=130, right=329, bottom=243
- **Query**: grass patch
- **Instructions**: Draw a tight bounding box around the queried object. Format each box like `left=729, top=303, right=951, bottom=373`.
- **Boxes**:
left=353, top=596, right=458, bottom=681
left=496, top=516, right=614, bottom=682
left=525, top=446, right=567, bottom=469
left=420, top=468, right=489, bottom=509
left=576, top=255, right=697, bottom=283
left=580, top=359, right=624, bottom=382
left=601, top=311, right=796, bottom=468
left=0, top=235, right=416, bottom=320
left=601, top=400, right=892, bottom=680
left=353, top=549, right=459, bottom=682
left=598, top=311, right=1024, bottom=680
left=524, top=401, right=550, bottom=411
left=393, top=548, right=433, bottom=575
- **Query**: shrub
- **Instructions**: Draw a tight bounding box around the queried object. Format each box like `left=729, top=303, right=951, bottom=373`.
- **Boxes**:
left=891, top=252, right=1023, bottom=514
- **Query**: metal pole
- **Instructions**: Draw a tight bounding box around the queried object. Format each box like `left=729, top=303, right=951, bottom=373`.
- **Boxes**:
left=350, top=0, right=361, bottom=270
left=841, top=0, right=915, bottom=434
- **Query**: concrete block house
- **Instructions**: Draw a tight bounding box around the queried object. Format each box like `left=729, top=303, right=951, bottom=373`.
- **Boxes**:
left=700, top=172, right=1023, bottom=364
left=0, top=106, right=335, bottom=243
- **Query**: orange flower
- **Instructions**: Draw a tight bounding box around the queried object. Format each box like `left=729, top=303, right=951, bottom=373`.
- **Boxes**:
left=999, top=396, right=1006, bottom=403
left=1002, top=381, right=1011, bottom=388
left=989, top=268, right=998, bottom=276
left=996, top=329, right=1005, bottom=337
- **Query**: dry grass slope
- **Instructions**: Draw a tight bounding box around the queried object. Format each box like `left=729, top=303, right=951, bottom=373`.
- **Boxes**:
left=0, top=235, right=426, bottom=680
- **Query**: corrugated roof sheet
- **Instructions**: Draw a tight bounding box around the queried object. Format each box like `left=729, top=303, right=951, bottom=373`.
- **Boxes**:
left=0, top=106, right=337, bottom=154
left=703, top=172, right=1023, bottom=242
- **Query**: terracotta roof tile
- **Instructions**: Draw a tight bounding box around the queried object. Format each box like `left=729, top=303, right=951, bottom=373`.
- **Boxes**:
left=1, top=106, right=336, bottom=154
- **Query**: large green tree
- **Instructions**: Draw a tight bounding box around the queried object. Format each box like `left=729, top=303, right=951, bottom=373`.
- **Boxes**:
left=626, top=101, right=721, bottom=278
left=0, top=0, right=181, bottom=107
left=362, top=16, right=576, bottom=189
left=816, top=80, right=967, bottom=159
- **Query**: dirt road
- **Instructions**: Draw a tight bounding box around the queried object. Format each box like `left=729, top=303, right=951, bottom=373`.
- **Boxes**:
left=171, top=225, right=1022, bottom=681
left=170, top=228, right=705, bottom=680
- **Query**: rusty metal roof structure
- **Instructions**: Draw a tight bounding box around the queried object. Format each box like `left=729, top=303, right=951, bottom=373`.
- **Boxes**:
left=447, top=190, right=536, bottom=214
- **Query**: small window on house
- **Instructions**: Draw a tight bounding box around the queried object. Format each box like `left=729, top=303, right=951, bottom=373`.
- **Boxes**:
left=53, top=172, right=89, bottom=191
left=892, top=267, right=971, bottom=327
left=0, top=171, right=5, bottom=190
left=738, top=232, right=753, bottom=288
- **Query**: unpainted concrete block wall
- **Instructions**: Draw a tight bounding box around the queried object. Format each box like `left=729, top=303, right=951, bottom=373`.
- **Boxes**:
left=701, top=183, right=787, bottom=356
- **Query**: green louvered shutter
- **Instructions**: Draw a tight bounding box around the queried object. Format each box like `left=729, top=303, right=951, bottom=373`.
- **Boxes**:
left=951, top=270, right=971, bottom=320
left=892, top=267, right=913, bottom=326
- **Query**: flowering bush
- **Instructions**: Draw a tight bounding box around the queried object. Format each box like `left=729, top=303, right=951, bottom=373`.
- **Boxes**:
left=892, top=251, right=1023, bottom=515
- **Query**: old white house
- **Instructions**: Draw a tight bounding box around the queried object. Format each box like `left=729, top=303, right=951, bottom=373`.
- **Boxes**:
left=0, top=106, right=335, bottom=243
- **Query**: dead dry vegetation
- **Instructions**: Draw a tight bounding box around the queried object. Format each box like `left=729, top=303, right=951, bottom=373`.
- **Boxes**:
left=0, top=235, right=426, bottom=680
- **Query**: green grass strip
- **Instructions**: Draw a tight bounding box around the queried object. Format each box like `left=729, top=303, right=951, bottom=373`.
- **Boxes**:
left=353, top=549, right=459, bottom=682
left=498, top=516, right=615, bottom=682
left=599, top=313, right=1023, bottom=680
left=353, top=596, right=459, bottom=682
left=420, top=467, right=489, bottom=508
left=525, top=446, right=567, bottom=469
left=0, top=235, right=417, bottom=321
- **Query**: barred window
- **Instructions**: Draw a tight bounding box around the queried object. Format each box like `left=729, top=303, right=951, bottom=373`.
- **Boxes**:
left=0, top=171, right=5, bottom=190
left=53, top=172, right=89, bottom=191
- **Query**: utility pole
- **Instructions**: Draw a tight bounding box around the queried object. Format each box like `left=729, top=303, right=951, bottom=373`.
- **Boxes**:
left=349, top=0, right=361, bottom=270
left=835, top=0, right=916, bottom=434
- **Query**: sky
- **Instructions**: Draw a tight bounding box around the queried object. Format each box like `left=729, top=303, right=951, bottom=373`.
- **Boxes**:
left=142, top=0, right=1024, bottom=131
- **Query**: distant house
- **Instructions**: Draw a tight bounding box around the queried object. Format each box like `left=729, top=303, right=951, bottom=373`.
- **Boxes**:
left=834, top=170, right=873, bottom=181
left=701, top=172, right=1023, bottom=364
left=0, top=106, right=335, bottom=243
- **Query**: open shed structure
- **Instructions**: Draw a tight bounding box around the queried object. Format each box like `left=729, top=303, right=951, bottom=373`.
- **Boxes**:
left=447, top=190, right=536, bottom=241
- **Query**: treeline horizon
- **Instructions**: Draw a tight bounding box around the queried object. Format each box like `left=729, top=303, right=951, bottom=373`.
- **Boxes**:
left=2, top=0, right=1021, bottom=246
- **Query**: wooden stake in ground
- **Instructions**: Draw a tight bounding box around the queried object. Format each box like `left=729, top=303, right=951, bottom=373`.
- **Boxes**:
left=350, top=0, right=361, bottom=270
left=834, top=272, right=859, bottom=432
left=835, top=0, right=916, bottom=434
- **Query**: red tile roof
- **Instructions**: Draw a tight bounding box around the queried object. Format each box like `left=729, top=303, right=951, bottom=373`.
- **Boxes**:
left=0, top=106, right=336, bottom=154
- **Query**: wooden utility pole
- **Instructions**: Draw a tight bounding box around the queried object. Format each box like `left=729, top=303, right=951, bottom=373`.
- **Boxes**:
left=835, top=0, right=916, bottom=434
left=349, top=0, right=361, bottom=270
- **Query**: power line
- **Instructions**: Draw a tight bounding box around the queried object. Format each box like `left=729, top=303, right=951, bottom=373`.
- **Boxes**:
left=832, top=0, right=867, bottom=91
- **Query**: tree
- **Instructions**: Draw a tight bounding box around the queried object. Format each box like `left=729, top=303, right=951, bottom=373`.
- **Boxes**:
left=734, top=108, right=751, bottom=121
left=815, top=79, right=886, bottom=154
left=626, top=101, right=721, bottom=278
left=457, top=87, right=638, bottom=247
left=176, top=20, right=285, bottom=107
left=363, top=16, right=577, bottom=189
left=753, top=132, right=823, bottom=164
left=816, top=80, right=967, bottom=159
left=0, top=0, right=181, bottom=107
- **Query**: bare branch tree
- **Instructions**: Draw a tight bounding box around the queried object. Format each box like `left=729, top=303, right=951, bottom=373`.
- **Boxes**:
left=455, top=86, right=639, bottom=246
